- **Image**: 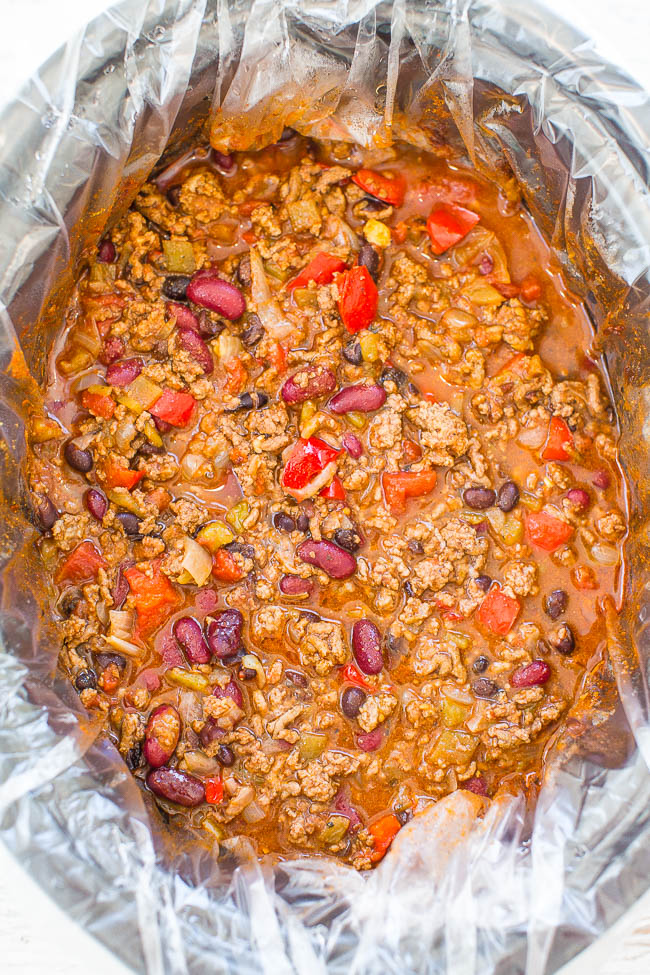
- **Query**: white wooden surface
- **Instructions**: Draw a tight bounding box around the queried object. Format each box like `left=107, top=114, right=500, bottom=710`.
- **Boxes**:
left=1, top=1, right=650, bottom=973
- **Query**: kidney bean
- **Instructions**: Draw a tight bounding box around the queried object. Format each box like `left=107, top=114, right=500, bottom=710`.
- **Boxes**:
left=463, top=486, right=496, bottom=510
left=241, top=314, right=264, bottom=348
left=147, top=767, right=205, bottom=807
left=510, top=659, right=551, bottom=688
left=472, top=655, right=489, bottom=674
left=341, top=686, right=366, bottom=719
left=186, top=270, right=245, bottom=320
left=329, top=383, right=386, bottom=415
left=356, top=728, right=383, bottom=751
left=106, top=358, right=142, bottom=387
left=273, top=512, right=296, bottom=533
left=199, top=719, right=224, bottom=749
left=566, top=487, right=590, bottom=511
left=64, top=440, right=93, bottom=473
left=172, top=616, right=211, bottom=665
left=177, top=326, right=214, bottom=374
left=333, top=528, right=361, bottom=552
left=475, top=574, right=492, bottom=592
left=352, top=619, right=383, bottom=675
left=162, top=275, right=192, bottom=301
left=100, top=336, right=125, bottom=365
left=144, top=704, right=181, bottom=768
left=497, top=481, right=520, bottom=512
left=111, top=562, right=132, bottom=610
left=75, top=669, right=97, bottom=691
left=593, top=470, right=611, bottom=490
left=212, top=149, right=235, bottom=172
left=205, top=609, right=244, bottom=659
left=551, top=623, right=575, bottom=655
left=35, top=495, right=59, bottom=531
left=465, top=776, right=488, bottom=796
left=116, top=512, right=141, bottom=536
left=237, top=254, right=252, bottom=287
left=342, top=433, right=363, bottom=459
left=217, top=744, right=235, bottom=767
left=358, top=242, right=380, bottom=282
left=281, top=365, right=337, bottom=404
left=98, top=238, right=116, bottom=263
left=341, top=340, right=363, bottom=365
left=472, top=677, right=499, bottom=699
left=138, top=441, right=165, bottom=458
left=296, top=539, right=357, bottom=579
left=279, top=574, right=314, bottom=596
left=167, top=301, right=200, bottom=332
left=213, top=679, right=243, bottom=708
left=478, top=254, right=494, bottom=275
left=544, top=589, right=568, bottom=620
left=84, top=488, right=108, bottom=521
left=333, top=790, right=362, bottom=830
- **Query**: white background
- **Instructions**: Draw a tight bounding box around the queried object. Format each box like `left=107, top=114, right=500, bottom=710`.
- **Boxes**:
left=1, top=1, right=649, bottom=973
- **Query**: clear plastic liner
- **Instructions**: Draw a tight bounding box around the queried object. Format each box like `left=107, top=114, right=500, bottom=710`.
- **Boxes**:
left=1, top=1, right=650, bottom=972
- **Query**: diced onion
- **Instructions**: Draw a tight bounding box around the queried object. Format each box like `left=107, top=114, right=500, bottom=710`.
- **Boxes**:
left=241, top=799, right=266, bottom=824
left=115, top=417, right=137, bottom=453
left=517, top=425, right=546, bottom=449
left=180, top=451, right=206, bottom=479
left=249, top=246, right=294, bottom=340
left=590, top=543, right=619, bottom=566
left=217, top=331, right=242, bottom=362
left=183, top=750, right=222, bottom=775
left=180, top=536, right=213, bottom=586
left=105, top=634, right=144, bottom=657
left=96, top=600, right=109, bottom=627
left=109, top=609, right=134, bottom=639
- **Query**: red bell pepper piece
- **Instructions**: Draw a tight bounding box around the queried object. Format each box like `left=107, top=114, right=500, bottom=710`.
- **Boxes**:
left=526, top=511, right=574, bottom=552
left=352, top=169, right=405, bottom=206
left=476, top=586, right=520, bottom=635
left=426, top=204, right=480, bottom=255
left=205, top=777, right=224, bottom=804
left=541, top=415, right=573, bottom=461
left=337, top=266, right=378, bottom=333
left=341, top=663, right=374, bottom=691
left=80, top=388, right=115, bottom=419
left=382, top=470, right=437, bottom=512
left=124, top=560, right=181, bottom=637
left=211, top=548, right=245, bottom=583
left=320, top=475, right=346, bottom=501
left=287, top=252, right=347, bottom=292
left=103, top=463, right=144, bottom=491
left=282, top=437, right=341, bottom=493
left=369, top=813, right=401, bottom=862
left=149, top=389, right=196, bottom=427
left=55, top=540, right=107, bottom=585
left=520, top=274, right=542, bottom=303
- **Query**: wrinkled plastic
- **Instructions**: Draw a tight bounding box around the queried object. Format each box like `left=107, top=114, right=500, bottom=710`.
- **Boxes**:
left=1, top=1, right=650, bottom=973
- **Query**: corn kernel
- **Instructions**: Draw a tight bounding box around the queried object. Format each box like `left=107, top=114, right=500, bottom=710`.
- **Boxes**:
left=363, top=218, right=391, bottom=249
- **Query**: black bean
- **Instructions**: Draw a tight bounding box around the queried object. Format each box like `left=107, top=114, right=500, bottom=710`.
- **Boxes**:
left=408, top=539, right=424, bottom=555
left=296, top=513, right=310, bottom=533
left=285, top=670, right=309, bottom=688
left=363, top=196, right=387, bottom=212
left=341, top=686, right=366, bottom=719
left=342, top=339, right=363, bottom=365
left=217, top=744, right=235, bottom=767
left=64, top=440, right=93, bottom=473
left=396, top=808, right=413, bottom=826
left=544, top=589, right=568, bottom=620
left=225, top=391, right=269, bottom=412
left=472, top=655, right=489, bottom=674
left=463, top=486, right=496, bottom=510
left=166, top=186, right=181, bottom=207
left=333, top=528, right=361, bottom=552
left=473, top=677, right=499, bottom=699
left=241, top=315, right=264, bottom=348
left=385, top=632, right=404, bottom=656
left=225, top=541, right=254, bottom=558
left=162, top=275, right=191, bottom=301
left=475, top=574, right=492, bottom=592
left=403, top=580, right=415, bottom=597
left=551, top=623, right=575, bottom=655
left=84, top=488, right=108, bottom=521
left=497, top=481, right=520, bottom=512
left=116, top=512, right=141, bottom=535
left=273, top=512, right=296, bottom=533
left=237, top=254, right=252, bottom=287
left=358, top=243, right=380, bottom=282
left=199, top=719, right=223, bottom=749
left=239, top=667, right=257, bottom=681
left=93, top=651, right=126, bottom=672
left=379, top=365, right=408, bottom=389
left=125, top=743, right=143, bottom=771
left=75, top=669, right=97, bottom=691
left=279, top=126, right=297, bottom=143
left=35, top=495, right=58, bottom=531
left=138, top=441, right=165, bottom=458
left=57, top=588, right=83, bottom=617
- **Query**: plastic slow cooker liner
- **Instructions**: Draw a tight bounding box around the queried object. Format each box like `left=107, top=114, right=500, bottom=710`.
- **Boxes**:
left=1, top=0, right=649, bottom=972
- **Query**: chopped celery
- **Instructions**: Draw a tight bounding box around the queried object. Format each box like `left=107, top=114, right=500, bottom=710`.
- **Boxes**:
left=299, top=732, right=328, bottom=762
left=318, top=816, right=350, bottom=845
left=293, top=287, right=318, bottom=309
left=163, top=238, right=196, bottom=274
left=106, top=488, right=148, bottom=517
left=346, top=412, right=367, bottom=430
left=359, top=332, right=380, bottom=362
left=165, top=668, right=209, bottom=691
left=116, top=375, right=163, bottom=413
left=89, top=262, right=117, bottom=283
left=428, top=730, right=478, bottom=766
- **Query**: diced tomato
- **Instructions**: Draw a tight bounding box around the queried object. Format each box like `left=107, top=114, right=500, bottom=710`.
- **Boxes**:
left=149, top=389, right=196, bottom=427
left=103, top=463, right=144, bottom=491
left=391, top=221, right=408, bottom=244
left=352, top=168, right=405, bottom=206
left=237, top=199, right=266, bottom=215
left=476, top=586, right=520, bottom=635
left=211, top=548, right=245, bottom=583
left=402, top=439, right=422, bottom=464
left=99, top=663, right=121, bottom=694
left=282, top=437, right=341, bottom=493
left=572, top=565, right=598, bottom=590
left=205, top=777, right=224, bottom=804
left=520, top=274, right=542, bottom=303
left=341, top=663, right=374, bottom=691
left=382, top=470, right=437, bottom=512
left=526, top=510, right=574, bottom=552
left=55, top=540, right=107, bottom=585
left=369, top=813, right=401, bottom=862
left=422, top=392, right=437, bottom=404
left=266, top=341, right=287, bottom=374
left=495, top=352, right=527, bottom=378
left=319, top=475, right=346, bottom=501
left=287, top=252, right=347, bottom=291
left=541, top=415, right=573, bottom=461
left=124, top=560, right=181, bottom=637
left=224, top=357, right=247, bottom=394
left=426, top=204, right=480, bottom=255
left=80, top=388, right=115, bottom=419
left=492, top=281, right=520, bottom=299
left=241, top=230, right=257, bottom=244
left=146, top=487, right=171, bottom=511
left=337, top=265, right=378, bottom=334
